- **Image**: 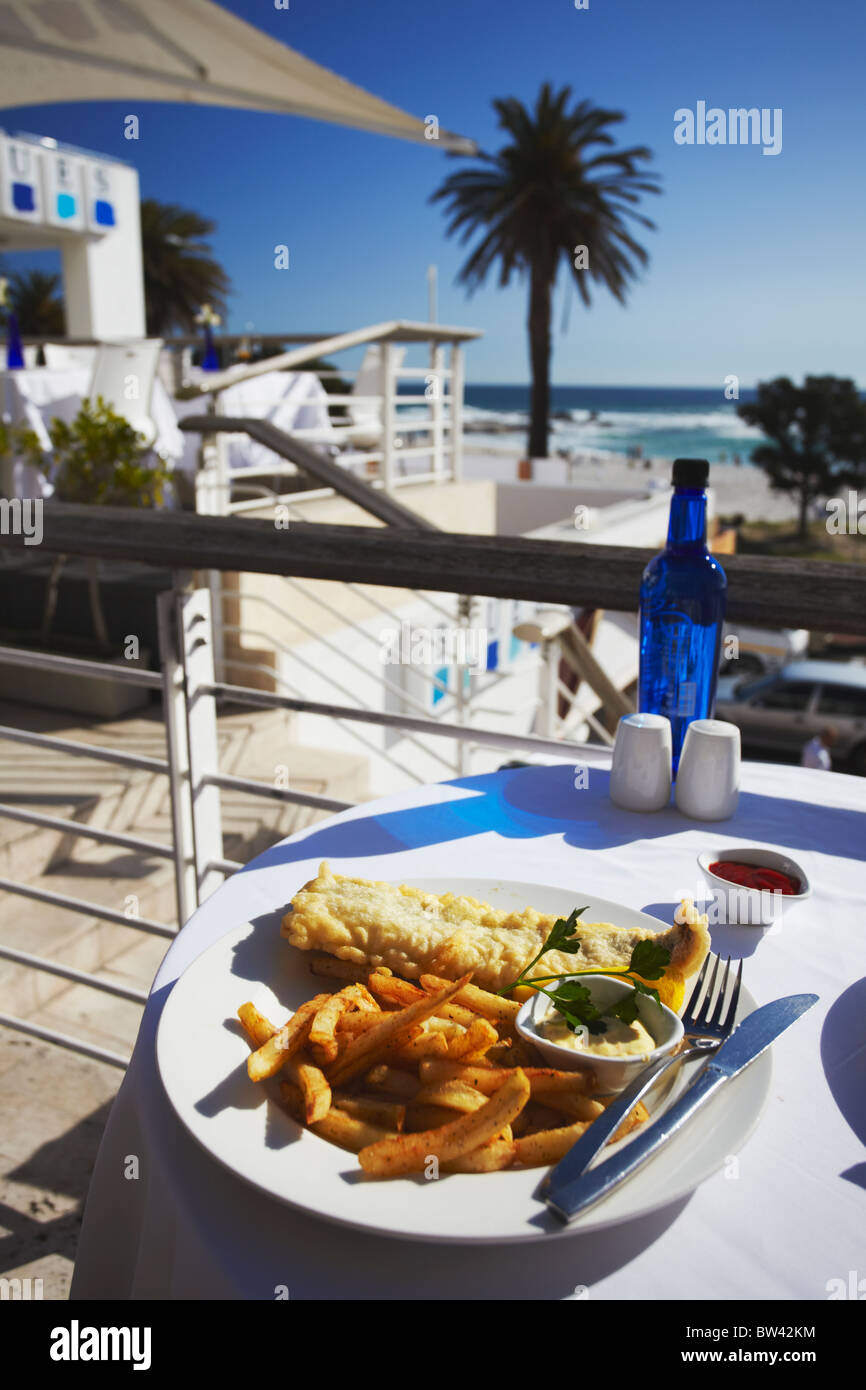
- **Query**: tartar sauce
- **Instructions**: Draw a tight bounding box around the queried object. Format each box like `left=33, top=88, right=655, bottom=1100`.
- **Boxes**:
left=540, top=1007, right=655, bottom=1058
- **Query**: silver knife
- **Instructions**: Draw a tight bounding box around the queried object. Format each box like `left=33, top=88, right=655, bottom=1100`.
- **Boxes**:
left=545, top=992, right=818, bottom=1225
left=539, top=1046, right=697, bottom=1198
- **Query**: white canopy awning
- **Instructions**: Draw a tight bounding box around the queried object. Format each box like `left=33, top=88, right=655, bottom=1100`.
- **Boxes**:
left=0, top=0, right=475, bottom=152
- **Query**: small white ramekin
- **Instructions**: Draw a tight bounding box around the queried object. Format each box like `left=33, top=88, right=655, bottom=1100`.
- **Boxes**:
left=697, top=847, right=811, bottom=927
left=515, top=974, right=683, bottom=1093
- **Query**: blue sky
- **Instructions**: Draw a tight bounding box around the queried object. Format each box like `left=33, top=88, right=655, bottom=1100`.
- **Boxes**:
left=2, top=0, right=864, bottom=386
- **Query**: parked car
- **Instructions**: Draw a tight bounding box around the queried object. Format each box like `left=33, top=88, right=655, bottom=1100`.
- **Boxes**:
left=715, top=660, right=866, bottom=774
left=718, top=625, right=809, bottom=677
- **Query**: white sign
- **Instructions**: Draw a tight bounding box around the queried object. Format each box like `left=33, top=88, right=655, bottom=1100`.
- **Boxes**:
left=43, top=150, right=85, bottom=230
left=0, top=136, right=43, bottom=223
left=0, top=135, right=118, bottom=235
left=85, top=161, right=117, bottom=232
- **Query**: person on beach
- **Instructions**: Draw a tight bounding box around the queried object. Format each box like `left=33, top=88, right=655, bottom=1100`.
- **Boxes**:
left=801, top=726, right=838, bottom=770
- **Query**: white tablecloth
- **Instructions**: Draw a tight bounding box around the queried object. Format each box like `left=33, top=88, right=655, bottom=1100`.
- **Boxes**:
left=172, top=369, right=335, bottom=478
left=0, top=367, right=185, bottom=498
left=70, top=756, right=866, bottom=1300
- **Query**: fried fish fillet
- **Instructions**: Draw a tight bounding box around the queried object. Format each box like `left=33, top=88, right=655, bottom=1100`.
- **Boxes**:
left=281, top=862, right=710, bottom=995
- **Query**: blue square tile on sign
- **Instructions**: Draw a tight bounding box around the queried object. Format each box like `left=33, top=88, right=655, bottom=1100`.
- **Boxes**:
left=12, top=182, right=35, bottom=212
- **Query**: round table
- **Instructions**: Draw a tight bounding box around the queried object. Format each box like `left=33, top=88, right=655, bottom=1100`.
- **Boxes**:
left=70, top=756, right=866, bottom=1300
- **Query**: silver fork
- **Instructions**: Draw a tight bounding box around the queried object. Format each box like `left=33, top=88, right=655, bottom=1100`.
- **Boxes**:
left=541, top=951, right=742, bottom=1195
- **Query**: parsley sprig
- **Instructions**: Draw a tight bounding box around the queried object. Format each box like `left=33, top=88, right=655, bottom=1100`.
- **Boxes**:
left=498, top=912, right=672, bottom=1035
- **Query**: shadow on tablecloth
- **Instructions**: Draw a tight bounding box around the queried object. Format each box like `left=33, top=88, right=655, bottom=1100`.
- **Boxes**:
left=240, top=765, right=866, bottom=878
left=820, top=977, right=866, bottom=1160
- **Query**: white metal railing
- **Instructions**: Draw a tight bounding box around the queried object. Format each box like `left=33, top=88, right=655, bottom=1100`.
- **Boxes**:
left=185, top=321, right=475, bottom=519
left=0, top=572, right=602, bottom=1072
left=217, top=580, right=540, bottom=785
left=197, top=472, right=550, bottom=784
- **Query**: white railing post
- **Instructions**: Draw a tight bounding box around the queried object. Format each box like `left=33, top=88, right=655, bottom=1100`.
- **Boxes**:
left=454, top=593, right=474, bottom=775
left=193, top=394, right=228, bottom=682
left=537, top=638, right=561, bottom=739
left=157, top=580, right=225, bottom=919
left=450, top=342, right=464, bottom=483
left=429, top=342, right=445, bottom=483
left=182, top=586, right=225, bottom=904
left=157, top=580, right=199, bottom=926
left=381, top=340, right=396, bottom=492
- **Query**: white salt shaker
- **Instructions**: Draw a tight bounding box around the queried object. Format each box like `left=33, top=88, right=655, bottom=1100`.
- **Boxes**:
left=609, top=713, right=672, bottom=812
left=675, top=718, right=741, bottom=820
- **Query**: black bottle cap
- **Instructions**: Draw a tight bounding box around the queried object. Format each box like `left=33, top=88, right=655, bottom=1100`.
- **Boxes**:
left=672, top=457, right=709, bottom=488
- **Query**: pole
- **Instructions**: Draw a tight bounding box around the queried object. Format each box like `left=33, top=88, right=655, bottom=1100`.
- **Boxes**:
left=427, top=265, right=438, bottom=324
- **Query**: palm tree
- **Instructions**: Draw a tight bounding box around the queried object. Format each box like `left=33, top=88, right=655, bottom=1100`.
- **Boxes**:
left=432, top=84, right=661, bottom=462
left=4, top=269, right=65, bottom=335
left=140, top=199, right=230, bottom=337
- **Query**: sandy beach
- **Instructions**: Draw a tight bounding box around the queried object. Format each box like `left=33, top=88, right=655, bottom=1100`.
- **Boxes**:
left=463, top=444, right=800, bottom=524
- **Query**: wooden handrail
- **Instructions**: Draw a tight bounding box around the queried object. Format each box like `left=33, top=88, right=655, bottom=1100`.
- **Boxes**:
left=178, top=415, right=438, bottom=531
left=2, top=505, right=864, bottom=634
left=182, top=320, right=482, bottom=395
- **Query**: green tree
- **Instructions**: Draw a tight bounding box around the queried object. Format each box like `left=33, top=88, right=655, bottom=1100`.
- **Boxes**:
left=2, top=269, right=65, bottom=335
left=140, top=199, right=230, bottom=337
left=738, top=376, right=866, bottom=541
left=431, top=83, right=660, bottom=463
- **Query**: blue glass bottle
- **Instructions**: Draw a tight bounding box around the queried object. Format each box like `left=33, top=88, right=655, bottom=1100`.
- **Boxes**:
left=639, top=458, right=727, bottom=772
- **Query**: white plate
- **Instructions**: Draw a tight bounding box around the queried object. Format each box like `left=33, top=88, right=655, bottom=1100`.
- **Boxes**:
left=156, top=877, right=772, bottom=1244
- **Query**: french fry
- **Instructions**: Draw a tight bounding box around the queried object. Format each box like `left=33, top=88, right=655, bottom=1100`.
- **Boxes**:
left=333, top=1094, right=407, bottom=1131
left=338, top=1011, right=385, bottom=1036
left=497, top=1037, right=540, bottom=1067
left=247, top=994, right=331, bottom=1081
left=309, top=991, right=356, bottom=1062
left=512, top=1120, right=593, bottom=1168
left=425, top=1016, right=464, bottom=1039
left=285, top=1057, right=331, bottom=1124
left=368, top=972, right=477, bottom=1029
left=598, top=1096, right=650, bottom=1142
left=280, top=1082, right=392, bottom=1151
left=310, top=981, right=380, bottom=1062
left=242, top=960, right=647, bottom=1183
left=540, top=1092, right=606, bottom=1123
left=418, top=1059, right=509, bottom=1095
left=405, top=1103, right=458, bottom=1131
left=442, top=1137, right=514, bottom=1173
left=308, top=954, right=371, bottom=983
left=363, top=1065, right=421, bottom=1099
left=389, top=1031, right=448, bottom=1065
left=521, top=1102, right=568, bottom=1133
left=367, top=972, right=424, bottom=1006
left=419, top=973, right=520, bottom=1025
left=445, top=1017, right=499, bottom=1061
left=342, top=982, right=379, bottom=1012
left=520, top=1067, right=593, bottom=1096
left=418, top=1058, right=591, bottom=1100
left=510, top=1107, right=532, bottom=1136
left=359, top=1068, right=531, bottom=1177
left=237, top=1002, right=277, bottom=1047
left=327, top=974, right=472, bottom=1087
left=413, top=1080, right=488, bottom=1114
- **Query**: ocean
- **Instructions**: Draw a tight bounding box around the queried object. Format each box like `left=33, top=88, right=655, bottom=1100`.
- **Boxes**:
left=459, top=385, right=766, bottom=465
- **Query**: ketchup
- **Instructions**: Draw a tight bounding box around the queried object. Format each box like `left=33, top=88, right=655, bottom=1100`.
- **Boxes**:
left=709, top=860, right=801, bottom=895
